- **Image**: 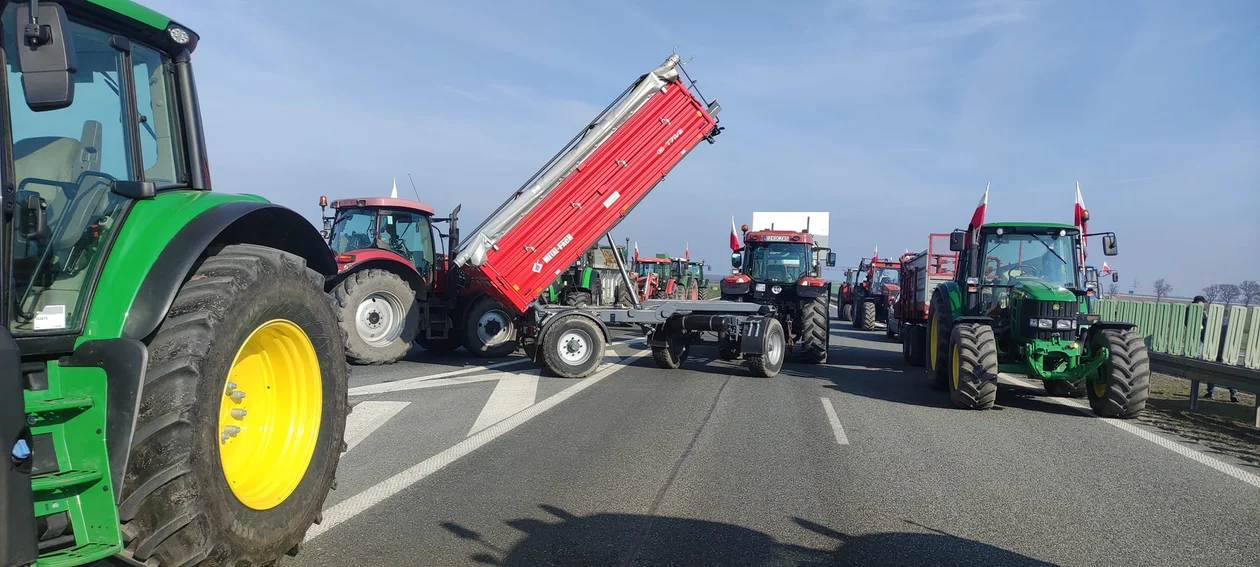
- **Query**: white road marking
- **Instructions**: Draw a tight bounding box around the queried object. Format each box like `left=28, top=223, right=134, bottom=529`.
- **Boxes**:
left=819, top=397, right=850, bottom=445
left=343, top=401, right=410, bottom=454
left=999, top=373, right=1260, bottom=489
left=467, top=370, right=541, bottom=436
left=305, top=349, right=651, bottom=541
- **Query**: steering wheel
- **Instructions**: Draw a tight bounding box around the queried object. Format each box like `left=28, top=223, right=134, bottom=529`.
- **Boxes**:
left=1005, top=263, right=1041, bottom=279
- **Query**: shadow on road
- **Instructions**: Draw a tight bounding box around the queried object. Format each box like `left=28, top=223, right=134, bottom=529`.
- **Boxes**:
left=440, top=504, right=1057, bottom=566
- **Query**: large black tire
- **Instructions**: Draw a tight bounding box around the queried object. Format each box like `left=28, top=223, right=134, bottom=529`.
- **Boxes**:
left=859, top=300, right=877, bottom=331
left=614, top=284, right=635, bottom=308
left=563, top=291, right=593, bottom=307
left=927, top=305, right=949, bottom=390
left=947, top=323, right=999, bottom=410
left=901, top=326, right=912, bottom=364
left=840, top=302, right=853, bottom=322
left=798, top=295, right=829, bottom=364
left=1086, top=328, right=1151, bottom=419
left=463, top=295, right=518, bottom=358
left=541, top=315, right=606, bottom=378
left=652, top=332, right=690, bottom=369
left=746, top=318, right=786, bottom=377
left=331, top=268, right=419, bottom=365
left=697, top=285, right=709, bottom=300
left=1044, top=379, right=1086, bottom=398
left=120, top=244, right=348, bottom=566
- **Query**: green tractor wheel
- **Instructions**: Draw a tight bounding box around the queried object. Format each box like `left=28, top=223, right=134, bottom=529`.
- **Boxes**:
left=947, top=322, right=998, bottom=410
left=697, top=285, right=709, bottom=300
left=1086, top=328, right=1151, bottom=419
left=122, top=244, right=348, bottom=565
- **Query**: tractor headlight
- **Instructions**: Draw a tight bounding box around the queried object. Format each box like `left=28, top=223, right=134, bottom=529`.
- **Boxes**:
left=1055, top=319, right=1074, bottom=330
left=1037, top=318, right=1053, bottom=329
left=771, top=285, right=783, bottom=294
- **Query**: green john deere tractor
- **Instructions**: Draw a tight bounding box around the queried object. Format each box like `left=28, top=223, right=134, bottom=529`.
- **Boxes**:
left=2, top=2, right=348, bottom=566
left=541, top=260, right=602, bottom=307
left=926, top=222, right=1149, bottom=418
left=672, top=257, right=709, bottom=300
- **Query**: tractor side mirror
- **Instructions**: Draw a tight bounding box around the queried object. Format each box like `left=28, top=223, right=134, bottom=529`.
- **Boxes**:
left=826, top=251, right=837, bottom=267
left=1112, top=273, right=1119, bottom=282
left=15, top=2, right=77, bottom=111
left=1102, top=234, right=1118, bottom=256
left=730, top=252, right=742, bottom=269
left=949, top=230, right=965, bottom=252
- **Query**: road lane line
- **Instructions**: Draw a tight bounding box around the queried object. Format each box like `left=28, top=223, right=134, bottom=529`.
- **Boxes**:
left=467, top=370, right=541, bottom=436
left=349, top=337, right=641, bottom=397
left=999, top=373, right=1260, bottom=489
left=343, top=401, right=410, bottom=454
left=819, top=397, right=850, bottom=445
left=305, top=349, right=652, bottom=541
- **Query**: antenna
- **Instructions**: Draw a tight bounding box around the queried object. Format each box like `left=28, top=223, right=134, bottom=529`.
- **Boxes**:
left=406, top=173, right=422, bottom=202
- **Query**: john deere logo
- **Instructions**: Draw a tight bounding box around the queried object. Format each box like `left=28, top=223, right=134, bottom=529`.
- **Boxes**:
left=1052, top=304, right=1061, bottom=311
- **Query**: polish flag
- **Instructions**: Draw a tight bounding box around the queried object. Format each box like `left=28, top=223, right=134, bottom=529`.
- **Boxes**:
left=1074, top=181, right=1088, bottom=262
left=872, top=245, right=879, bottom=262
left=633, top=241, right=639, bottom=262
left=1101, top=261, right=1112, bottom=275
left=965, top=183, right=989, bottom=247
left=390, top=177, right=398, bottom=199
left=729, top=216, right=741, bottom=251
left=685, top=243, right=690, bottom=260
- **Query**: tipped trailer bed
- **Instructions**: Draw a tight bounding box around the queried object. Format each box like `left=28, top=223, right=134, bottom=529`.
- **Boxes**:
left=445, top=53, right=790, bottom=378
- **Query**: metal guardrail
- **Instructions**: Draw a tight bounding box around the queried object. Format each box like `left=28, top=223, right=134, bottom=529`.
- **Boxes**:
left=1149, top=352, right=1260, bottom=427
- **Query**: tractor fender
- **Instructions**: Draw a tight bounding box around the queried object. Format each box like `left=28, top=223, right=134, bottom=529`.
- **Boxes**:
left=328, top=258, right=427, bottom=299
left=121, top=200, right=336, bottom=341
left=1083, top=321, right=1137, bottom=345
left=538, top=309, right=612, bottom=347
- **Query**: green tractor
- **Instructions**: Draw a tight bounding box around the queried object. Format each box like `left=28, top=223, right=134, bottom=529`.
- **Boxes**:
left=926, top=223, right=1149, bottom=418
left=541, top=260, right=602, bottom=307
left=3, top=2, right=347, bottom=566
left=671, top=257, right=709, bottom=300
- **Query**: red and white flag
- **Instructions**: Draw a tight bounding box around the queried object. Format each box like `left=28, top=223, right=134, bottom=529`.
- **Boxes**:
left=685, top=243, right=690, bottom=260
left=872, top=245, right=879, bottom=262
left=729, top=216, right=741, bottom=251
left=633, top=241, right=639, bottom=261
left=1074, top=181, right=1088, bottom=263
left=965, top=183, right=989, bottom=247
left=1101, top=261, right=1112, bottom=275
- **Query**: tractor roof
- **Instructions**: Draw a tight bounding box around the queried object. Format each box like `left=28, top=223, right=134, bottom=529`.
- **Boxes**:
left=745, top=229, right=816, bottom=244
left=88, top=0, right=173, bottom=30
left=332, top=197, right=435, bottom=216
left=637, top=257, right=671, bottom=264
left=982, top=222, right=1078, bottom=231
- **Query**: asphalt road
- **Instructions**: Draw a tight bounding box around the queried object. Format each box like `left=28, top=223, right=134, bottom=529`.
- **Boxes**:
left=288, top=309, right=1260, bottom=567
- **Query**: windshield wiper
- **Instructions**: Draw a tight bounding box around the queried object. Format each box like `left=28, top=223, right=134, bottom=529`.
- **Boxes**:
left=1028, top=234, right=1068, bottom=269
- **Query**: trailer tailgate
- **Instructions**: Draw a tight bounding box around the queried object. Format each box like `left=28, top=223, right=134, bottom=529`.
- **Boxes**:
left=456, top=56, right=719, bottom=313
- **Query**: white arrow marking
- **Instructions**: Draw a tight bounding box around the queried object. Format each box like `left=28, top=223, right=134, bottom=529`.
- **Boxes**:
left=468, top=370, right=541, bottom=436
left=343, top=401, right=410, bottom=454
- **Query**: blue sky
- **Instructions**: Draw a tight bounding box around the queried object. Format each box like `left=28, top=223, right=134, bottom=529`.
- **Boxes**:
left=146, top=0, right=1258, bottom=296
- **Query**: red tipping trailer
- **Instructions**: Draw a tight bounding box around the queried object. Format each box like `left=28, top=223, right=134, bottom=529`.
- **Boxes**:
left=892, top=233, right=958, bottom=366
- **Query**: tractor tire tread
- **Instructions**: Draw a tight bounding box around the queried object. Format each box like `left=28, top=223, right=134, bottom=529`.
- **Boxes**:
left=1088, top=328, right=1151, bottom=419
left=331, top=268, right=418, bottom=365
left=949, top=322, right=999, bottom=410
left=799, top=295, right=829, bottom=364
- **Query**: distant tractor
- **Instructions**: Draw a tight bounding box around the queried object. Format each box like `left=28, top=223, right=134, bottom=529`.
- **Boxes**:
left=837, top=267, right=858, bottom=321
left=671, top=256, right=710, bottom=300
left=319, top=196, right=518, bottom=362
left=926, top=222, right=1148, bottom=418
left=632, top=255, right=675, bottom=300
left=721, top=223, right=837, bottom=364
left=540, top=258, right=603, bottom=307
left=850, top=256, right=901, bottom=332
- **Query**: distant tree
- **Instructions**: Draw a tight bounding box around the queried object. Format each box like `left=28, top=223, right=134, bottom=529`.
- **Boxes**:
left=1153, top=278, right=1172, bottom=301
left=1241, top=280, right=1260, bottom=306
left=1219, top=283, right=1241, bottom=308
left=1130, top=278, right=1141, bottom=295
left=1202, top=284, right=1223, bottom=304
left=1107, top=283, right=1120, bottom=298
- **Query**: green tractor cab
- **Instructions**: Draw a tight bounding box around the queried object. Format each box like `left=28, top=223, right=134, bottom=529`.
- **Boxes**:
left=671, top=257, right=709, bottom=300
left=3, top=2, right=347, bottom=566
left=925, top=222, right=1148, bottom=418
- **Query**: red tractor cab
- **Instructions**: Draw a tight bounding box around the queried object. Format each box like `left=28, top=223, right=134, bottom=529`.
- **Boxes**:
left=632, top=256, right=673, bottom=300
left=720, top=224, right=837, bottom=364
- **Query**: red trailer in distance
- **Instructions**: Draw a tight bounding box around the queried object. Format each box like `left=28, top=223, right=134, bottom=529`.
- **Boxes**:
left=892, top=233, right=958, bottom=366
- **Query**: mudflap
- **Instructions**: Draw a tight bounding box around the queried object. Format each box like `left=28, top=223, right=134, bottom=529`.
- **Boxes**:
left=1, top=328, right=38, bottom=567
left=739, top=315, right=775, bottom=356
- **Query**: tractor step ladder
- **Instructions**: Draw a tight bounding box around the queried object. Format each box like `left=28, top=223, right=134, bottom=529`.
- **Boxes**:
left=424, top=301, right=452, bottom=340
left=24, top=362, right=122, bottom=566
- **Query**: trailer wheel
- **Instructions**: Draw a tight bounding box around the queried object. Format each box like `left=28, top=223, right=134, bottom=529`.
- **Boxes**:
left=464, top=296, right=518, bottom=358
left=859, top=300, right=877, bottom=331
left=746, top=318, right=786, bottom=377
left=652, top=333, right=690, bottom=369
left=927, top=306, right=949, bottom=390
left=541, top=315, right=606, bottom=378
left=121, top=244, right=347, bottom=566
left=840, top=302, right=853, bottom=322
left=908, top=325, right=927, bottom=367
left=1086, top=328, right=1150, bottom=419
left=901, top=327, right=912, bottom=364
left=798, top=295, right=829, bottom=364
left=1043, top=379, right=1086, bottom=398
left=948, top=323, right=998, bottom=410
left=332, top=268, right=419, bottom=365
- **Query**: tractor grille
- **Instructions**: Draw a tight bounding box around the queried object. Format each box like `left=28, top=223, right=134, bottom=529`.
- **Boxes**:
left=1022, top=299, right=1078, bottom=340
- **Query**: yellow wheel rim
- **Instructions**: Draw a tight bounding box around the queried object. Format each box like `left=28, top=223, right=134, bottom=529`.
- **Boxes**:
left=951, top=343, right=961, bottom=391
left=218, top=319, right=322, bottom=510
left=929, top=312, right=938, bottom=370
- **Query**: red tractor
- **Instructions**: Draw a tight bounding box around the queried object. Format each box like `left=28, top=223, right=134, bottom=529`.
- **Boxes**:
left=850, top=256, right=901, bottom=332
left=632, top=255, right=676, bottom=300
left=318, top=196, right=518, bottom=364
left=719, top=224, right=837, bottom=363
left=836, top=267, right=858, bottom=322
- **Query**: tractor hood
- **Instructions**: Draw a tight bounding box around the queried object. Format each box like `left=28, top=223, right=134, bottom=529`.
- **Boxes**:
left=1012, top=280, right=1078, bottom=302
left=880, top=282, right=900, bottom=293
